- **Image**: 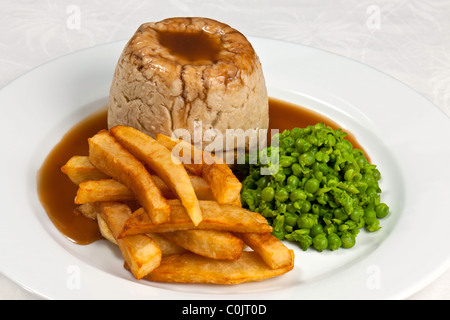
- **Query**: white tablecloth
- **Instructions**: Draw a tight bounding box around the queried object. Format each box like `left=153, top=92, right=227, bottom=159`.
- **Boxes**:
left=1, top=0, right=449, bottom=300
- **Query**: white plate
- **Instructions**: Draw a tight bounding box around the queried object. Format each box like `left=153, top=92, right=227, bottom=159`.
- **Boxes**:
left=1, top=37, right=449, bottom=300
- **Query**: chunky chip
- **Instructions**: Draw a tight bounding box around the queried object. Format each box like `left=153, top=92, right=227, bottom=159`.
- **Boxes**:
left=156, top=133, right=242, bottom=205
left=162, top=230, right=243, bottom=260
left=155, top=133, right=205, bottom=175
left=120, top=200, right=272, bottom=236
left=88, top=130, right=170, bottom=224
left=75, top=176, right=214, bottom=204
left=97, top=213, right=117, bottom=244
left=75, top=179, right=134, bottom=204
left=235, top=232, right=294, bottom=269
left=98, top=202, right=161, bottom=280
left=110, top=126, right=202, bottom=226
left=97, top=209, right=185, bottom=256
left=76, top=202, right=100, bottom=220
left=139, top=251, right=294, bottom=285
left=201, top=162, right=242, bottom=206
left=61, top=155, right=109, bottom=185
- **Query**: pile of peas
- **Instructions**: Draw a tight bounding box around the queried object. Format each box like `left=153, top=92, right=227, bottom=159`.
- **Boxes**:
left=240, top=123, right=389, bottom=252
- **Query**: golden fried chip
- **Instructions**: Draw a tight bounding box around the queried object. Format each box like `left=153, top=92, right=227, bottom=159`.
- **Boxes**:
left=61, top=155, right=109, bottom=185
left=120, top=200, right=272, bottom=237
left=155, top=133, right=204, bottom=175
left=110, top=126, right=202, bottom=226
left=236, top=233, right=294, bottom=269
left=75, top=179, right=134, bottom=204
left=97, top=213, right=117, bottom=244
left=76, top=202, right=100, bottom=220
left=201, top=162, right=242, bottom=205
left=88, top=130, right=170, bottom=224
left=97, top=212, right=185, bottom=256
left=74, top=176, right=214, bottom=204
left=145, top=233, right=187, bottom=256
left=156, top=133, right=242, bottom=205
left=139, top=251, right=294, bottom=284
left=98, top=202, right=161, bottom=280
left=162, top=230, right=243, bottom=260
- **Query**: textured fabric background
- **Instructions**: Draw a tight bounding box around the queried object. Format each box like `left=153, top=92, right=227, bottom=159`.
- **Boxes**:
left=0, top=0, right=449, bottom=299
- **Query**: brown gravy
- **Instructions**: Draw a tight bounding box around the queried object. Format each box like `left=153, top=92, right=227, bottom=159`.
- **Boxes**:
left=37, top=98, right=368, bottom=245
left=157, top=30, right=221, bottom=64
left=37, top=109, right=107, bottom=245
left=268, top=97, right=368, bottom=158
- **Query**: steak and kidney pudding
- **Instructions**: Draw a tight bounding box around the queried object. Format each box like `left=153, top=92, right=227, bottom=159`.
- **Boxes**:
left=108, top=17, right=270, bottom=157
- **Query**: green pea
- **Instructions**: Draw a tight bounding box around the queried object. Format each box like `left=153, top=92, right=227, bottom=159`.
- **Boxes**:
left=334, top=208, right=348, bottom=221
left=295, top=138, right=307, bottom=153
left=311, top=204, right=320, bottom=215
left=366, top=220, right=381, bottom=232
left=274, top=171, right=286, bottom=183
left=284, top=184, right=294, bottom=193
left=318, top=163, right=330, bottom=174
left=373, top=169, right=381, bottom=181
left=375, top=203, right=389, bottom=219
left=299, top=151, right=315, bottom=166
left=341, top=194, right=354, bottom=214
left=341, top=232, right=356, bottom=248
left=300, top=200, right=311, bottom=213
left=364, top=208, right=377, bottom=225
left=286, top=203, right=296, bottom=213
left=280, top=157, right=293, bottom=168
left=327, top=134, right=336, bottom=146
left=355, top=155, right=367, bottom=169
left=256, top=176, right=269, bottom=189
left=283, top=167, right=293, bottom=176
left=315, top=171, right=324, bottom=181
left=272, top=215, right=285, bottom=240
left=275, top=188, right=289, bottom=202
left=313, top=234, right=328, bottom=252
left=327, top=233, right=342, bottom=251
left=284, top=212, right=298, bottom=226
left=287, top=175, right=300, bottom=188
left=277, top=203, right=287, bottom=213
left=305, top=178, right=320, bottom=194
left=283, top=137, right=295, bottom=148
left=317, top=193, right=329, bottom=205
left=261, top=207, right=274, bottom=218
left=323, top=223, right=336, bottom=235
left=326, top=174, right=339, bottom=187
left=298, top=234, right=313, bottom=251
left=362, top=173, right=376, bottom=187
left=342, top=140, right=353, bottom=152
left=315, top=151, right=325, bottom=162
left=307, top=134, right=318, bottom=146
left=290, top=189, right=306, bottom=202
left=291, top=163, right=302, bottom=176
left=356, top=216, right=365, bottom=228
left=297, top=214, right=316, bottom=229
left=350, top=207, right=364, bottom=222
left=261, top=187, right=275, bottom=202
left=344, top=168, right=355, bottom=181
left=310, top=224, right=324, bottom=237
